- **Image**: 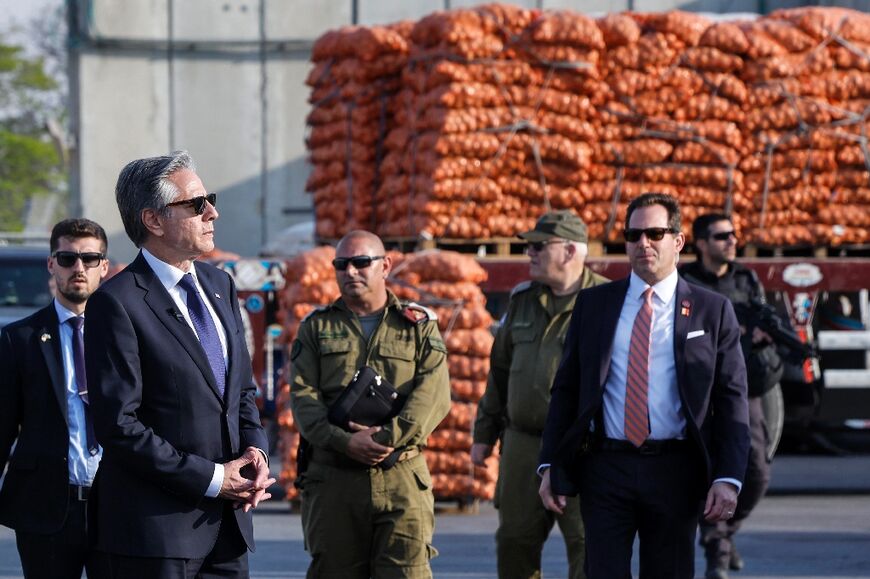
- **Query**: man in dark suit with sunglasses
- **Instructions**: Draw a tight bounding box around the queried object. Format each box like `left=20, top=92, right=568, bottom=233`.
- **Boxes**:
left=1, top=218, right=109, bottom=579
left=84, top=151, right=273, bottom=578
left=538, top=193, right=750, bottom=579
left=290, top=230, right=451, bottom=578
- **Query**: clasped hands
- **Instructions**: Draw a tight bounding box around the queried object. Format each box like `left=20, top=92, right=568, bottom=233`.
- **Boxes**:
left=346, top=421, right=394, bottom=466
left=219, top=446, right=276, bottom=512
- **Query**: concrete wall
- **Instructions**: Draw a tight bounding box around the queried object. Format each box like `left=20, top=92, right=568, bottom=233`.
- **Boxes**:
left=70, top=0, right=870, bottom=261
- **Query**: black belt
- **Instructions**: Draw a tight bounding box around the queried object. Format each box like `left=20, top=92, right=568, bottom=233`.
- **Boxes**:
left=69, top=485, right=91, bottom=501
left=596, top=438, right=689, bottom=456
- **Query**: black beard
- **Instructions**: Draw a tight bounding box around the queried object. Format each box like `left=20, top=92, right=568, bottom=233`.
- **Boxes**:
left=58, top=287, right=89, bottom=304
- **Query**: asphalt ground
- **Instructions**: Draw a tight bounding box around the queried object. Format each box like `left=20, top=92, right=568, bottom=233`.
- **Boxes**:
left=1, top=453, right=869, bottom=578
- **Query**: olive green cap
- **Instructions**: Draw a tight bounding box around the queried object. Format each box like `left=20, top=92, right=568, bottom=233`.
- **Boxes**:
left=518, top=210, right=588, bottom=243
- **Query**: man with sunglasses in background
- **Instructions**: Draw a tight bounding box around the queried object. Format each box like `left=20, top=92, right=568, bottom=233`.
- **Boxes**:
left=290, top=230, right=451, bottom=578
left=0, top=218, right=109, bottom=578
left=83, top=151, right=273, bottom=578
left=539, top=193, right=750, bottom=579
left=680, top=213, right=781, bottom=579
left=471, top=211, right=607, bottom=579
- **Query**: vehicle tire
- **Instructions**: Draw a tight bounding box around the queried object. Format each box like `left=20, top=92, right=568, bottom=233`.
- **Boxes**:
left=762, top=383, right=785, bottom=461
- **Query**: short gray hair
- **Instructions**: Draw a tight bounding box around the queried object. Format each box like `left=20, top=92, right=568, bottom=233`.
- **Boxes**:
left=115, top=150, right=196, bottom=247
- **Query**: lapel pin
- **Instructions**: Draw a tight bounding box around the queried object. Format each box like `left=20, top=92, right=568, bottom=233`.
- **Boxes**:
left=40, top=333, right=51, bottom=342
left=214, top=292, right=221, bottom=299
left=680, top=300, right=691, bottom=317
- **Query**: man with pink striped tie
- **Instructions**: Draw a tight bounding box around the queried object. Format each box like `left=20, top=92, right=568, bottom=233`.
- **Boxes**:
left=538, top=192, right=750, bottom=579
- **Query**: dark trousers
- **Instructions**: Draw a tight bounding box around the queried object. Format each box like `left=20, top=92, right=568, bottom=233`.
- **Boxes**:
left=100, top=505, right=248, bottom=579
left=578, top=443, right=704, bottom=579
left=15, top=494, right=104, bottom=579
left=699, top=396, right=771, bottom=565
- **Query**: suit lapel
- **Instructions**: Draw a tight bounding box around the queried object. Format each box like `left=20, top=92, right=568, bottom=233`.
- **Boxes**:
left=673, top=277, right=694, bottom=410
left=599, top=278, right=629, bottom=388
left=36, top=305, right=68, bottom=424
left=132, top=254, right=225, bottom=404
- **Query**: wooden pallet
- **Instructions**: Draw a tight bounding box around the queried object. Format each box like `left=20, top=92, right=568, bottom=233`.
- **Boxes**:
left=380, top=237, right=529, bottom=257
left=742, top=244, right=870, bottom=258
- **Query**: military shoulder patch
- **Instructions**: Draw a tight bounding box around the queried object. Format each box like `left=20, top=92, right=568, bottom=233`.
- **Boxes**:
left=402, top=302, right=438, bottom=324
left=510, top=280, right=535, bottom=297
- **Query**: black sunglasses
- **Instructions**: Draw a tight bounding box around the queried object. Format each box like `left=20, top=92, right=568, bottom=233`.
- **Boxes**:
left=710, top=230, right=737, bottom=242
left=526, top=240, right=569, bottom=252
left=165, top=193, right=217, bottom=215
left=332, top=255, right=385, bottom=271
left=53, top=251, right=105, bottom=268
left=624, top=227, right=679, bottom=243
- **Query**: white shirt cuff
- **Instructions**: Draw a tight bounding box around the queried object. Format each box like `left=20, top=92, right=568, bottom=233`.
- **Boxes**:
left=536, top=463, right=551, bottom=477
left=205, top=463, right=224, bottom=498
left=713, top=477, right=742, bottom=494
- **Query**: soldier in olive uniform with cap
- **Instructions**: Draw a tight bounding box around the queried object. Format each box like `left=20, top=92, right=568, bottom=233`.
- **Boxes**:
left=472, top=211, right=608, bottom=579
left=290, top=230, right=451, bottom=579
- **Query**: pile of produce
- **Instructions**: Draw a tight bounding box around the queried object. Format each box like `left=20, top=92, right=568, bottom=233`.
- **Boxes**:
left=275, top=249, right=497, bottom=501
left=305, top=23, right=412, bottom=239
left=305, top=6, right=870, bottom=247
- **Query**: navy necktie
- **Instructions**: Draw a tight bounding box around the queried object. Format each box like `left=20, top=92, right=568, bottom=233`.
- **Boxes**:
left=178, top=273, right=226, bottom=397
left=67, top=316, right=98, bottom=455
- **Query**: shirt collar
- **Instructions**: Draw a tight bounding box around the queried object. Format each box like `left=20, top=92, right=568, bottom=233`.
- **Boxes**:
left=53, top=299, right=80, bottom=325
left=142, top=247, right=200, bottom=292
left=628, top=268, right=679, bottom=305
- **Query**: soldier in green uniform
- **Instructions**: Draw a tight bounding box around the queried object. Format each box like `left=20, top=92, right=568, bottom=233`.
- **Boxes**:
left=472, top=211, right=608, bottom=579
left=290, top=230, right=451, bottom=579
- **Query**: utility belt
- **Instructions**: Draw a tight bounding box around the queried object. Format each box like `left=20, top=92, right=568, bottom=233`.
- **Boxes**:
left=311, top=447, right=421, bottom=470
left=69, top=484, right=91, bottom=502
left=595, top=437, right=690, bottom=456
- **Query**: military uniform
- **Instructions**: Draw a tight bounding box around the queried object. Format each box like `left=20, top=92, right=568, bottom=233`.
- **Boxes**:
left=290, top=290, right=451, bottom=579
left=680, top=260, right=776, bottom=575
left=474, top=267, right=608, bottom=579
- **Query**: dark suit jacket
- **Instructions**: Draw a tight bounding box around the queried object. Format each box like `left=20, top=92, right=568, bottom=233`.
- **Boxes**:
left=540, top=275, right=750, bottom=497
left=84, top=253, right=268, bottom=559
left=0, top=304, right=77, bottom=534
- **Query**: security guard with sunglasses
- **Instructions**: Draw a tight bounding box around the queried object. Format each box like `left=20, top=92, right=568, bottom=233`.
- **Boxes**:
left=680, top=213, right=780, bottom=579
left=290, top=230, right=451, bottom=579
left=472, top=211, right=607, bottom=579
left=0, top=218, right=109, bottom=579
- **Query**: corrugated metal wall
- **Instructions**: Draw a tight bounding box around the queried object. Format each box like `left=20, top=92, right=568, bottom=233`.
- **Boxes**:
left=69, top=0, right=870, bottom=260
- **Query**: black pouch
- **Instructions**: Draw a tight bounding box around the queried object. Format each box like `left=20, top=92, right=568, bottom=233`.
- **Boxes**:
left=327, top=366, right=406, bottom=430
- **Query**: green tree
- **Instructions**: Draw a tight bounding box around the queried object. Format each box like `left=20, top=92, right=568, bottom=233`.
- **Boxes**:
left=0, top=34, right=65, bottom=232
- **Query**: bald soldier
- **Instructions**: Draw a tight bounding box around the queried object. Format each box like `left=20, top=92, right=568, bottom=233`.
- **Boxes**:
left=472, top=211, right=608, bottom=579
left=290, top=230, right=451, bottom=579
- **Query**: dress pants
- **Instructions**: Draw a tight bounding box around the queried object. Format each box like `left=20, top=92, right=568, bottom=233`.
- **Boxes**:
left=578, top=443, right=704, bottom=579
left=100, top=503, right=248, bottom=579
left=15, top=491, right=105, bottom=579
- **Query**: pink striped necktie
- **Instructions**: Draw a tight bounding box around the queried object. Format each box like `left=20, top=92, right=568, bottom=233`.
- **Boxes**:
left=625, top=287, right=653, bottom=447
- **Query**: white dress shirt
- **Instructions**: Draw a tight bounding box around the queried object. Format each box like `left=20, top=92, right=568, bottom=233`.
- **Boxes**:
left=142, top=249, right=227, bottom=497
left=55, top=301, right=102, bottom=486
left=602, top=269, right=685, bottom=440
